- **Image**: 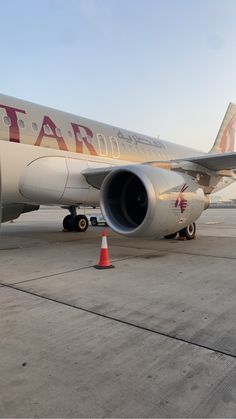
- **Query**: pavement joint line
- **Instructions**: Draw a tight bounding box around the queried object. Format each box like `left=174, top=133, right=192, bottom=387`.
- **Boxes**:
left=1, top=280, right=236, bottom=361
left=3, top=250, right=236, bottom=287
left=3, top=257, right=132, bottom=286
left=111, top=244, right=236, bottom=261
left=160, top=250, right=236, bottom=261
left=2, top=240, right=236, bottom=261
left=0, top=247, right=19, bottom=251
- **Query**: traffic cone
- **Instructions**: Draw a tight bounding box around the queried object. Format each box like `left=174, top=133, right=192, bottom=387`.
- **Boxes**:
left=94, top=230, right=114, bottom=269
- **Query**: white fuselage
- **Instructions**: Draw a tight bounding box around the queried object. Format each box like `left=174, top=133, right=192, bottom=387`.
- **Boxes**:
left=0, top=94, right=230, bottom=207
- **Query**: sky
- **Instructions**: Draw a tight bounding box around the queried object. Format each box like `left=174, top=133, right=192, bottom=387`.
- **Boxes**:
left=1, top=0, right=236, bottom=197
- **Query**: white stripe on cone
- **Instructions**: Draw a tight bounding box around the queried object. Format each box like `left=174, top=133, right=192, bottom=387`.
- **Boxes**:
left=101, top=236, right=108, bottom=249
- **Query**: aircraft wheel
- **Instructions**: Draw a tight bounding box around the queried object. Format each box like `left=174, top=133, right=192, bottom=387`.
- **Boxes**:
left=179, top=222, right=196, bottom=240
left=75, top=215, right=89, bottom=232
left=91, top=217, right=98, bottom=227
left=63, top=215, right=76, bottom=231
left=164, top=232, right=177, bottom=239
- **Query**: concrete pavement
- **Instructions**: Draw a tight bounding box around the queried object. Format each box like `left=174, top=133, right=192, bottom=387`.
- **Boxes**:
left=1, top=208, right=236, bottom=417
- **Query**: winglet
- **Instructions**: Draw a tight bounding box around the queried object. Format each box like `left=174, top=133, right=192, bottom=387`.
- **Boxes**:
left=210, top=102, right=236, bottom=154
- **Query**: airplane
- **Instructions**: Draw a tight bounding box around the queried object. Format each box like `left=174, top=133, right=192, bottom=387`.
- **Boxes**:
left=1, top=94, right=236, bottom=240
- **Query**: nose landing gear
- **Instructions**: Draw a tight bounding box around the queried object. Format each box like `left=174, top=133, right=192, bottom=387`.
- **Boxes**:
left=63, top=206, right=89, bottom=232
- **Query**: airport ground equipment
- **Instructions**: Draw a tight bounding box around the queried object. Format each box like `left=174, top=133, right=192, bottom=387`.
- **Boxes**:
left=88, top=213, right=106, bottom=227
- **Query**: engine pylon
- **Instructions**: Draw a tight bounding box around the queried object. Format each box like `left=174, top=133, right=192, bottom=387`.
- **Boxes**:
left=94, top=230, right=114, bottom=269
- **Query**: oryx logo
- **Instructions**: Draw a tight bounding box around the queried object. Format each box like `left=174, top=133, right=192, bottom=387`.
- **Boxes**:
left=175, top=184, right=188, bottom=213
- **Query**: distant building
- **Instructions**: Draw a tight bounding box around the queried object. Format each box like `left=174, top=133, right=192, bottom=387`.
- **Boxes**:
left=210, top=195, right=234, bottom=207
left=210, top=195, right=223, bottom=204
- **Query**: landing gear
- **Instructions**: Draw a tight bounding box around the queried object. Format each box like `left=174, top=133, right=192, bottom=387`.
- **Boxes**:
left=62, top=206, right=88, bottom=233
left=164, top=232, right=178, bottom=239
left=164, top=222, right=196, bottom=240
left=75, top=214, right=89, bottom=232
left=179, top=222, right=196, bottom=240
left=63, top=214, right=76, bottom=231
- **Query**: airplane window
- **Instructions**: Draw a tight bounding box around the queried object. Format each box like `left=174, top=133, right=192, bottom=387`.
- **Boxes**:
left=44, top=124, right=51, bottom=135
left=97, top=133, right=108, bottom=156
left=32, top=122, right=38, bottom=131
left=56, top=128, right=62, bottom=137
left=19, top=119, right=25, bottom=128
left=3, top=116, right=11, bottom=126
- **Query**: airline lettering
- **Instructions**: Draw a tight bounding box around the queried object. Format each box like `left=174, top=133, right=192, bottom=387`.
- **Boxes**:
left=0, top=104, right=26, bottom=143
left=71, top=123, right=97, bottom=155
left=35, top=116, right=68, bottom=151
left=0, top=104, right=98, bottom=156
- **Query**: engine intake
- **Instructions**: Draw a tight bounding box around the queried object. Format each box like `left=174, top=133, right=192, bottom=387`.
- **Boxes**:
left=102, top=171, right=148, bottom=229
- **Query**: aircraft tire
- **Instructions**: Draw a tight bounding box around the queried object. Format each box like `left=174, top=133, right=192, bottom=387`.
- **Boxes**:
left=179, top=222, right=196, bottom=240
left=164, top=232, right=178, bottom=239
left=63, top=215, right=76, bottom=231
left=75, top=215, right=89, bottom=232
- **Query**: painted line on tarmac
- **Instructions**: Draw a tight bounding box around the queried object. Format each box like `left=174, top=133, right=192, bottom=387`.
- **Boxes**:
left=1, top=280, right=236, bottom=361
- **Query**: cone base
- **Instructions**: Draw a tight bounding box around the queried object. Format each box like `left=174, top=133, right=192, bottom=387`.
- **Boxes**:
left=94, top=264, right=115, bottom=270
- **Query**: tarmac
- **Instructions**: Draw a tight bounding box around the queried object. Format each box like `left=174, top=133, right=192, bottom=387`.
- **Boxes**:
left=1, top=207, right=236, bottom=417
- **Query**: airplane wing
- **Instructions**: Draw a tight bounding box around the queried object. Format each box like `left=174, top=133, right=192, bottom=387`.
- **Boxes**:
left=180, top=152, right=236, bottom=171
left=83, top=152, right=236, bottom=189
left=83, top=167, right=113, bottom=189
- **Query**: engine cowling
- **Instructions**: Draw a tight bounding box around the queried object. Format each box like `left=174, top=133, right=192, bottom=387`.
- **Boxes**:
left=100, top=165, right=209, bottom=238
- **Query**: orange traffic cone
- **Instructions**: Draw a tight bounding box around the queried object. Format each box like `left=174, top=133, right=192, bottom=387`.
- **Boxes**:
left=94, top=230, right=114, bottom=269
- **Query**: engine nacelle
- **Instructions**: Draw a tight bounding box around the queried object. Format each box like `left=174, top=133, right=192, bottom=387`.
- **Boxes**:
left=100, top=165, right=208, bottom=238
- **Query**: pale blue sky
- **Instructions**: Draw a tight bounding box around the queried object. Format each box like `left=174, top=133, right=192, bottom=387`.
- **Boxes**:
left=1, top=0, right=236, bottom=196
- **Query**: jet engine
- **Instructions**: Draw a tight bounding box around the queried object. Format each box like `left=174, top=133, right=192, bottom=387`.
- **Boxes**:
left=100, top=165, right=209, bottom=238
